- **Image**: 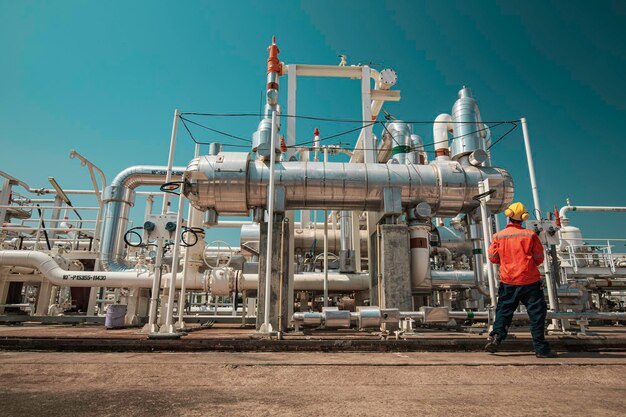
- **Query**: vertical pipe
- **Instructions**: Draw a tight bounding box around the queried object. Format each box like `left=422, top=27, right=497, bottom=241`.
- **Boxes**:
left=521, top=117, right=558, bottom=324
left=0, top=178, right=11, bottom=225
left=362, top=66, right=377, bottom=298
left=323, top=147, right=329, bottom=308
left=520, top=118, right=541, bottom=218
left=469, top=218, right=491, bottom=305
left=176, top=144, right=201, bottom=329
left=478, top=182, right=497, bottom=305
left=146, top=238, right=164, bottom=333
left=162, top=109, right=180, bottom=214
left=259, top=110, right=278, bottom=333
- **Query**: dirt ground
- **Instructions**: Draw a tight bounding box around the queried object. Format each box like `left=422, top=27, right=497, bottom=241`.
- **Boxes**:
left=0, top=351, right=625, bottom=417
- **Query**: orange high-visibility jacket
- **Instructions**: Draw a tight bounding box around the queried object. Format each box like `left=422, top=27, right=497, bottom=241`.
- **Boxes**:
left=488, top=223, right=545, bottom=285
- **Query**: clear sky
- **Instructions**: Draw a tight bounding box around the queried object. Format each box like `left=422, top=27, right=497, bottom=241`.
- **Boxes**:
left=1, top=0, right=625, bottom=246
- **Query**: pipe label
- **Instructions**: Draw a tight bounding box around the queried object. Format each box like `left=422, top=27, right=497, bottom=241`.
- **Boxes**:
left=150, top=170, right=184, bottom=176
left=62, top=274, right=107, bottom=281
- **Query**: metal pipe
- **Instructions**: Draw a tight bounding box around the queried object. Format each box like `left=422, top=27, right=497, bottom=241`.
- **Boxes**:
left=177, top=143, right=202, bottom=329
left=478, top=181, right=497, bottom=304
left=323, top=147, right=329, bottom=307
left=162, top=109, right=180, bottom=213
left=240, top=272, right=370, bottom=292
left=259, top=110, right=278, bottom=333
left=385, top=121, right=412, bottom=165
left=99, top=165, right=185, bottom=271
left=146, top=238, right=164, bottom=333
left=185, top=155, right=514, bottom=217
left=559, top=205, right=626, bottom=221
left=161, top=193, right=185, bottom=334
left=521, top=117, right=558, bottom=326
left=433, top=114, right=452, bottom=159
left=520, top=117, right=541, bottom=219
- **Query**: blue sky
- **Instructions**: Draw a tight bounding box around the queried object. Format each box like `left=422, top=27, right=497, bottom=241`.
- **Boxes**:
left=1, top=0, right=625, bottom=245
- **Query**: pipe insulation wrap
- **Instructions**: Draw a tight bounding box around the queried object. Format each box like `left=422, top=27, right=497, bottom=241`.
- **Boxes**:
left=99, top=165, right=186, bottom=271
left=184, top=153, right=514, bottom=217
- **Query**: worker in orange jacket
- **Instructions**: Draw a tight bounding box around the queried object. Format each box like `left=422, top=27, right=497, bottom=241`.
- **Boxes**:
left=484, top=202, right=557, bottom=358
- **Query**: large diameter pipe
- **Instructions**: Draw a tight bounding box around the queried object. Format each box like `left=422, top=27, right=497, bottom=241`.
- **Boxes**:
left=185, top=153, right=514, bottom=217
left=433, top=114, right=452, bottom=159
left=240, top=273, right=370, bottom=293
left=240, top=223, right=368, bottom=258
left=0, top=250, right=206, bottom=289
left=409, top=224, right=431, bottom=290
left=100, top=165, right=185, bottom=271
left=385, top=121, right=412, bottom=165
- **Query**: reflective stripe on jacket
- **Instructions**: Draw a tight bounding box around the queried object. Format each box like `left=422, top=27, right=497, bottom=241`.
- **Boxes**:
left=488, top=223, right=544, bottom=285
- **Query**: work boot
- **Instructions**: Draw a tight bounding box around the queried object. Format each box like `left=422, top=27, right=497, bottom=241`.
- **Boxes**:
left=535, top=351, right=558, bottom=358
left=484, top=334, right=502, bottom=353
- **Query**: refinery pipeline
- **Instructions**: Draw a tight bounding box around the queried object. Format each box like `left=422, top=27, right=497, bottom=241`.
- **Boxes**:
left=1, top=37, right=626, bottom=351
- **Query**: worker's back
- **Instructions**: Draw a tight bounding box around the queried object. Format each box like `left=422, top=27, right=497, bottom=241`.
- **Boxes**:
left=488, top=222, right=544, bottom=285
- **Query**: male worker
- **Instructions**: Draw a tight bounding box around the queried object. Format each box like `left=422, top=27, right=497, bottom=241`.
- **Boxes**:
left=484, top=202, right=557, bottom=358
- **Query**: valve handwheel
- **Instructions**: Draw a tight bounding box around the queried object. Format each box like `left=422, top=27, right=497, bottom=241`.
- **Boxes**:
left=203, top=240, right=233, bottom=270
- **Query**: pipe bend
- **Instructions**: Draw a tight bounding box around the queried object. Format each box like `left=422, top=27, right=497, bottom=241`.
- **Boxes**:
left=111, top=165, right=187, bottom=189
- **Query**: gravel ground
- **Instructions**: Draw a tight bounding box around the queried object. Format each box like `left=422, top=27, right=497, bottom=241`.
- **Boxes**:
left=1, top=351, right=625, bottom=417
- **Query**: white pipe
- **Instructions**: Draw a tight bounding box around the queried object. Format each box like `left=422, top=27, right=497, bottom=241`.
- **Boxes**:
left=408, top=224, right=431, bottom=289
left=521, top=117, right=559, bottom=329
left=323, top=147, right=329, bottom=307
left=478, top=181, right=497, bottom=305
left=0, top=250, right=207, bottom=289
left=161, top=193, right=186, bottom=334
left=520, top=117, right=541, bottom=219
left=215, top=220, right=253, bottom=228
left=241, top=273, right=369, bottom=292
left=162, top=109, right=180, bottom=213
left=559, top=205, right=626, bottom=221
left=260, top=110, right=278, bottom=333
left=433, top=114, right=452, bottom=159
left=177, top=143, right=202, bottom=329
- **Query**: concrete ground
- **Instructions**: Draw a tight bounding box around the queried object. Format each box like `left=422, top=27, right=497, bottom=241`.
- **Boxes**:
left=1, top=351, right=625, bottom=417
left=2, top=323, right=626, bottom=352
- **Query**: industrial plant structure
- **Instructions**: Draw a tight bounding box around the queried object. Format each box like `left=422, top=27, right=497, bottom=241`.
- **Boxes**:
left=1, top=37, right=625, bottom=340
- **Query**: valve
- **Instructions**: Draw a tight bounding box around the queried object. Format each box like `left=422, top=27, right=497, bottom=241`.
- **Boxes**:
left=143, top=221, right=155, bottom=232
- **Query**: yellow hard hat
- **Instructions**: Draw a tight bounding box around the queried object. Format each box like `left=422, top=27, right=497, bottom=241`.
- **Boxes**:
left=504, top=202, right=529, bottom=221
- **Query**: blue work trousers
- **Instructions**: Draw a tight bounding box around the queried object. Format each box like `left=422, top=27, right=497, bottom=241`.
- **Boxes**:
left=489, top=281, right=550, bottom=354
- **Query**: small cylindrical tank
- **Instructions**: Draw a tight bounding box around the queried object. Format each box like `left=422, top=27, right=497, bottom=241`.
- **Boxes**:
left=450, top=86, right=485, bottom=160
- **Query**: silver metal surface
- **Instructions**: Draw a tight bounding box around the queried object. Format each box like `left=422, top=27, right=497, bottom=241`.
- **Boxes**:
left=240, top=223, right=368, bottom=258
left=184, top=153, right=514, bottom=216
left=384, top=121, right=412, bottom=164
left=450, top=87, right=485, bottom=160
left=99, top=165, right=186, bottom=271
left=323, top=308, right=351, bottom=328
left=357, top=306, right=382, bottom=329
